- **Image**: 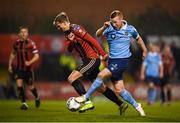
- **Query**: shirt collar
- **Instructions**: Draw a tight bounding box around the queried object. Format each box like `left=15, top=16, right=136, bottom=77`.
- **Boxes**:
left=121, top=20, right=127, bottom=30
left=149, top=52, right=158, bottom=56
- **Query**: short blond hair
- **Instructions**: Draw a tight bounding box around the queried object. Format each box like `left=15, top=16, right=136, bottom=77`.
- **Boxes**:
left=110, top=10, right=123, bottom=19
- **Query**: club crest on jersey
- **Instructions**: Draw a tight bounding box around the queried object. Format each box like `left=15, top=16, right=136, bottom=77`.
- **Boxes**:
left=125, top=31, right=128, bottom=36
left=111, top=34, right=116, bottom=39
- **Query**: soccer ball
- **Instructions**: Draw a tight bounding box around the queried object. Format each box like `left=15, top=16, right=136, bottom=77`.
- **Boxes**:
left=66, top=97, right=81, bottom=112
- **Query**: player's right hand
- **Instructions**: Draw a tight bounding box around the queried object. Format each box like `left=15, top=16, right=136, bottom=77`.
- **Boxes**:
left=103, top=21, right=110, bottom=28
left=8, top=66, right=13, bottom=73
left=101, top=54, right=109, bottom=61
left=140, top=74, right=145, bottom=81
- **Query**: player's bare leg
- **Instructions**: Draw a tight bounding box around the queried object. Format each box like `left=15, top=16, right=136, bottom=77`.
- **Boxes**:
left=16, top=79, right=28, bottom=110
left=68, top=70, right=94, bottom=112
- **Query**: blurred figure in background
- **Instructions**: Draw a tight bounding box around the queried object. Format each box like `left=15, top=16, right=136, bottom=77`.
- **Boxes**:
left=141, top=43, right=163, bottom=105
left=8, top=26, right=40, bottom=110
left=161, top=45, right=175, bottom=105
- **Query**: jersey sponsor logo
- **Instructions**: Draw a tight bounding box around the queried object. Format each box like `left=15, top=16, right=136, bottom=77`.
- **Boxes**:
left=67, top=32, right=75, bottom=41
left=125, top=31, right=128, bottom=36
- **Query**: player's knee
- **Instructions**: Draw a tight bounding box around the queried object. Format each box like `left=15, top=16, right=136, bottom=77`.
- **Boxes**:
left=149, top=82, right=154, bottom=88
left=98, top=72, right=106, bottom=79
left=115, top=86, right=124, bottom=94
left=29, top=85, right=34, bottom=90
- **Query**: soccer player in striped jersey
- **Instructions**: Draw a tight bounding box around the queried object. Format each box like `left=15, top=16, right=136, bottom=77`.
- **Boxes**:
left=161, top=45, right=174, bottom=105
left=8, top=26, right=40, bottom=110
left=75, top=10, right=147, bottom=116
left=53, top=12, right=128, bottom=114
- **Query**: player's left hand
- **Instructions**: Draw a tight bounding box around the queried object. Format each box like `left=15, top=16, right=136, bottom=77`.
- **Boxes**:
left=160, top=73, right=164, bottom=79
left=25, top=61, right=31, bottom=66
left=101, top=54, right=109, bottom=61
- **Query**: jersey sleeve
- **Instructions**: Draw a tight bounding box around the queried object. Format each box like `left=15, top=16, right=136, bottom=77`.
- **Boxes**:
left=83, top=33, right=106, bottom=56
left=131, top=26, right=139, bottom=40
left=31, top=41, right=38, bottom=54
left=102, top=27, right=109, bottom=36
left=102, top=25, right=112, bottom=36
left=71, top=24, right=87, bottom=38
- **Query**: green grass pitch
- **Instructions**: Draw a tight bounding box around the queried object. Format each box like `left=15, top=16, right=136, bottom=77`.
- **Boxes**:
left=0, top=99, right=180, bottom=122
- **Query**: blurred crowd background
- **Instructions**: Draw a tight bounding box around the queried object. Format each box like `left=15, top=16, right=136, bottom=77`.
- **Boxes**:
left=0, top=0, right=180, bottom=100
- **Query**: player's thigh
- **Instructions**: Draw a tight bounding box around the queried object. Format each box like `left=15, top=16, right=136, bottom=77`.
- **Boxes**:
left=98, top=68, right=112, bottom=79
left=25, top=71, right=34, bottom=86
left=114, top=80, right=125, bottom=93
left=68, top=70, right=83, bottom=83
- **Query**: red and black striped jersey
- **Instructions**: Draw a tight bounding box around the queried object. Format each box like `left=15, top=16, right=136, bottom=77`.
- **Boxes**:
left=12, top=38, right=38, bottom=71
left=64, top=24, right=106, bottom=61
left=162, top=53, right=174, bottom=75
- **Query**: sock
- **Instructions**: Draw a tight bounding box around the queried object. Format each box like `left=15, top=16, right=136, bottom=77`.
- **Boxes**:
left=167, top=89, right=171, bottom=102
left=85, top=77, right=103, bottom=99
left=31, top=88, right=38, bottom=99
left=103, top=88, right=123, bottom=106
left=18, top=87, right=26, bottom=103
left=148, top=88, right=153, bottom=103
left=151, top=89, right=157, bottom=102
left=71, top=80, right=86, bottom=96
left=160, top=87, right=165, bottom=103
left=120, top=89, right=138, bottom=108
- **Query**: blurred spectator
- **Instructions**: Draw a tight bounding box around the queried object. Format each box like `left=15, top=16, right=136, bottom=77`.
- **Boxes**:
left=160, top=45, right=175, bottom=105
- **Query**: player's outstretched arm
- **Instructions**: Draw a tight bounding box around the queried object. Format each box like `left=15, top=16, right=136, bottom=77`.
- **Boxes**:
left=137, top=36, right=147, bottom=60
left=96, top=21, right=110, bottom=37
left=8, top=49, right=16, bottom=73
left=83, top=33, right=106, bottom=57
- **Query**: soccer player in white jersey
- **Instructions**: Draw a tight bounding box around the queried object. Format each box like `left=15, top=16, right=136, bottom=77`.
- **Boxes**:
left=75, top=10, right=147, bottom=116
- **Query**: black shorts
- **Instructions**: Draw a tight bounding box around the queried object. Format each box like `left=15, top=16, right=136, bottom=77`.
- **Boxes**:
left=161, top=74, right=170, bottom=87
left=14, top=70, right=34, bottom=85
left=77, top=58, right=100, bottom=82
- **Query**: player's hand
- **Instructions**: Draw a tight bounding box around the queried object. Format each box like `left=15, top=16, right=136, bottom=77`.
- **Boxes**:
left=140, top=74, right=145, bottom=81
left=101, top=54, right=109, bottom=61
left=160, top=73, right=164, bottom=79
left=25, top=61, right=31, bottom=66
left=8, top=66, right=13, bottom=73
left=103, top=21, right=110, bottom=28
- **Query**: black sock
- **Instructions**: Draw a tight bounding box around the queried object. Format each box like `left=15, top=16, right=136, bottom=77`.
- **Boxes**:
left=31, top=88, right=38, bottom=99
left=103, top=87, right=123, bottom=107
left=18, top=87, right=26, bottom=103
left=71, top=80, right=86, bottom=96
left=167, top=89, right=171, bottom=102
left=160, top=87, right=165, bottom=103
